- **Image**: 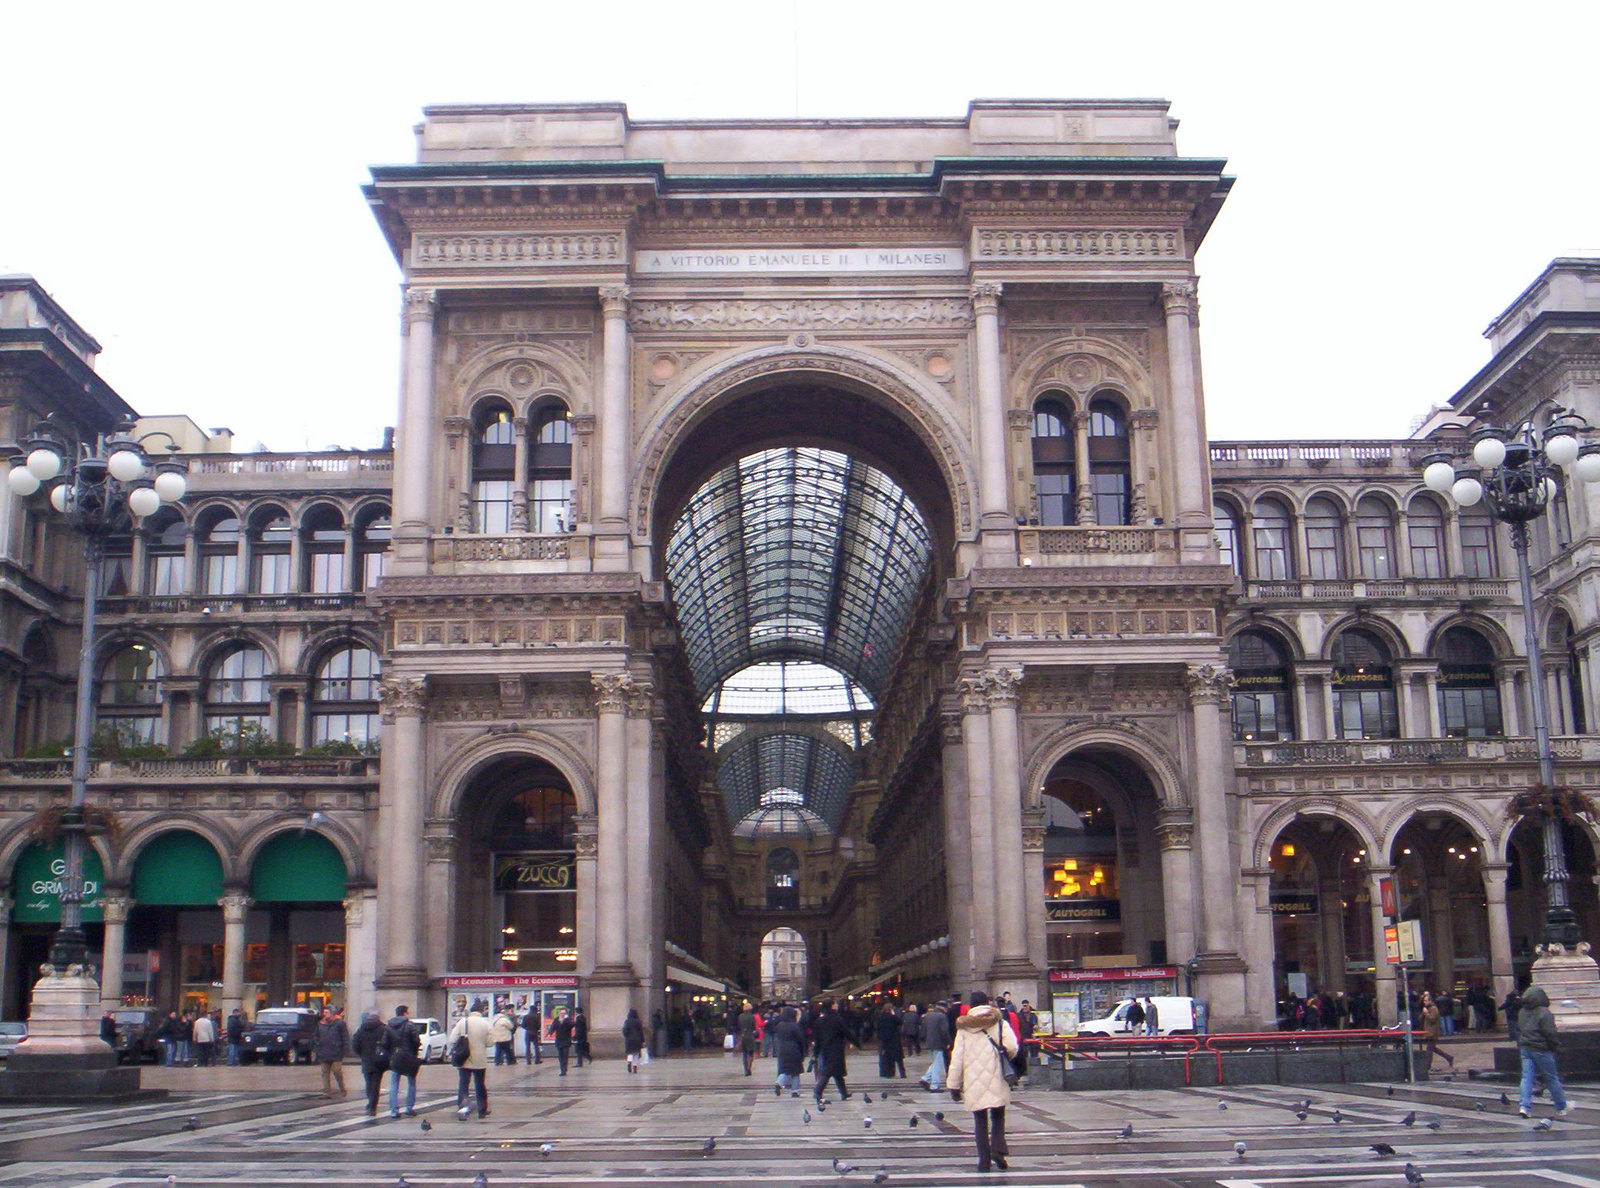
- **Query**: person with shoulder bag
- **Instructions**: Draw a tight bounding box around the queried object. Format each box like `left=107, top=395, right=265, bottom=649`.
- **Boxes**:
left=948, top=991, right=1020, bottom=1174
left=351, top=1010, right=390, bottom=1117
left=448, top=1006, right=493, bottom=1119
left=386, top=1004, right=423, bottom=1118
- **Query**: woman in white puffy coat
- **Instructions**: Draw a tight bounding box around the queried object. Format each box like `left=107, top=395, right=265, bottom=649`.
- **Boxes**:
left=947, top=991, right=1020, bottom=1173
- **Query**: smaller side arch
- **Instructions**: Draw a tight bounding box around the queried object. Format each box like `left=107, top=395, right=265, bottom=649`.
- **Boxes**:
left=1377, top=798, right=1500, bottom=864
left=1249, top=798, right=1381, bottom=870
left=113, top=815, right=240, bottom=885
left=236, top=816, right=364, bottom=887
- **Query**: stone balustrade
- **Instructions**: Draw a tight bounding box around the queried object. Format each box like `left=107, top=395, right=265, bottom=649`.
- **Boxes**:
left=1236, top=735, right=1593, bottom=767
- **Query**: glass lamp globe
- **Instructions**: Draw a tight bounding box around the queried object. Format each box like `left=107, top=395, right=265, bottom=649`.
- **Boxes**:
left=1451, top=477, right=1484, bottom=506
left=107, top=449, right=146, bottom=483
left=1423, top=461, right=1456, bottom=492
left=1472, top=437, right=1507, bottom=469
left=1576, top=451, right=1600, bottom=483
left=49, top=485, right=70, bottom=513
left=7, top=467, right=40, bottom=496
left=127, top=486, right=161, bottom=518
left=25, top=448, right=61, bottom=481
left=153, top=470, right=187, bottom=502
left=1546, top=433, right=1581, bottom=467
left=1540, top=477, right=1560, bottom=504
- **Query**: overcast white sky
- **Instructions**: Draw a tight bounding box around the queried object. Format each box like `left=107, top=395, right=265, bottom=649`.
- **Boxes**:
left=5, top=2, right=1596, bottom=451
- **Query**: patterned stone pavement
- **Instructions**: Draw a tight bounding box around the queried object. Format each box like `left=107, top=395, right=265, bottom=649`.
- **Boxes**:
left=0, top=1050, right=1598, bottom=1187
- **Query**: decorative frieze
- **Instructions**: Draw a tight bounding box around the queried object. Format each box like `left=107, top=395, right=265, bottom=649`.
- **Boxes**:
left=430, top=535, right=571, bottom=564
left=627, top=297, right=975, bottom=332
left=447, top=309, right=595, bottom=335
left=975, top=228, right=1182, bottom=261
left=413, top=233, right=623, bottom=267
left=393, top=613, right=631, bottom=650
left=984, top=605, right=1216, bottom=641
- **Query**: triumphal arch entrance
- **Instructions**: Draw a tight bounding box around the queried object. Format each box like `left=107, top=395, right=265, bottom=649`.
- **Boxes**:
left=363, top=100, right=1259, bottom=1042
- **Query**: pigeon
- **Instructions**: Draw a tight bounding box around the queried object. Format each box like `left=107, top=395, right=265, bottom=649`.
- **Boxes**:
left=395, top=1179, right=410, bottom=1188
left=863, top=1092, right=873, bottom=1103
left=1401, top=1110, right=1417, bottom=1126
left=803, top=1109, right=813, bottom=1124
left=1500, top=1092, right=1511, bottom=1107
left=184, top=1116, right=199, bottom=1131
left=701, top=1137, right=717, bottom=1153
left=1218, top=1101, right=1228, bottom=1110
left=473, top=1175, right=488, bottom=1188
left=1234, top=1140, right=1247, bottom=1160
left=166, top=1179, right=176, bottom=1187
left=935, top=1111, right=945, bottom=1121
left=1535, top=1118, right=1554, bottom=1131
left=1371, top=1142, right=1396, bottom=1156
left=1295, top=1110, right=1308, bottom=1122
left=1475, top=1102, right=1486, bottom=1112
left=873, top=1172, right=890, bottom=1186
left=833, top=1156, right=858, bottom=1174
left=864, top=1116, right=874, bottom=1129
left=419, top=1119, right=432, bottom=1132
left=1332, top=1110, right=1342, bottom=1124
left=1117, top=1122, right=1134, bottom=1139
left=1298, top=1098, right=1312, bottom=1110
left=540, top=1142, right=554, bottom=1156
left=909, top=1116, right=919, bottom=1128
left=1404, top=1164, right=1424, bottom=1185
left=1426, top=1121, right=1441, bottom=1131
left=1387, top=1085, right=1396, bottom=1096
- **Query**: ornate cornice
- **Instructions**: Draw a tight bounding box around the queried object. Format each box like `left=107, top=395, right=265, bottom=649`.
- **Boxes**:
left=628, top=296, right=974, bottom=332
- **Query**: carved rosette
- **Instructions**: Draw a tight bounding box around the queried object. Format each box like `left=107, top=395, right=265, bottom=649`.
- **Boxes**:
left=1160, top=282, right=1198, bottom=322
left=592, top=672, right=634, bottom=714
left=984, top=667, right=1024, bottom=709
left=599, top=285, right=631, bottom=319
left=1182, top=664, right=1234, bottom=706
left=379, top=675, right=429, bottom=721
left=970, top=282, right=1003, bottom=317
left=1155, top=813, right=1195, bottom=852
left=403, top=286, right=438, bottom=326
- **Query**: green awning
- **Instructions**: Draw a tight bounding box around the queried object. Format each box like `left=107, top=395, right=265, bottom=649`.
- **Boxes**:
left=251, top=833, right=347, bottom=903
left=12, top=841, right=105, bottom=923
left=131, top=831, right=225, bottom=906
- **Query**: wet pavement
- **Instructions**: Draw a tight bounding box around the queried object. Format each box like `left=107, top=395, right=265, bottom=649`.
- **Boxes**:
left=0, top=1041, right=1595, bottom=1187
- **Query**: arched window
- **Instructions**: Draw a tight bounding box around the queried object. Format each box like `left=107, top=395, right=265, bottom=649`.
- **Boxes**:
left=528, top=405, right=574, bottom=533
left=1409, top=497, right=1446, bottom=578
left=144, top=511, right=187, bottom=596
left=310, top=645, right=380, bottom=748
left=198, top=512, right=240, bottom=596
left=1229, top=630, right=1295, bottom=741
left=1355, top=496, right=1397, bottom=579
left=301, top=506, right=346, bottom=594
left=1252, top=497, right=1294, bottom=580
left=1437, top=626, right=1501, bottom=737
left=1460, top=505, right=1499, bottom=578
left=472, top=403, right=515, bottom=533
left=1331, top=628, right=1398, bottom=739
left=204, top=645, right=270, bottom=737
left=1304, top=497, right=1346, bottom=580
left=249, top=508, right=293, bottom=595
left=1087, top=396, right=1130, bottom=526
left=767, top=846, right=801, bottom=910
left=355, top=506, right=390, bottom=590
left=1031, top=395, right=1075, bottom=526
left=96, top=643, right=165, bottom=746
left=1214, top=502, right=1242, bottom=574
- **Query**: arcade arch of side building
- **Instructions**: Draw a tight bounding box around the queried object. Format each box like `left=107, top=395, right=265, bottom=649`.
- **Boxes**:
left=0, top=109, right=1597, bottom=1040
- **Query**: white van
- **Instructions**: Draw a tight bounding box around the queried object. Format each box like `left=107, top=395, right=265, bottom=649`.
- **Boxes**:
left=1075, top=996, right=1196, bottom=1036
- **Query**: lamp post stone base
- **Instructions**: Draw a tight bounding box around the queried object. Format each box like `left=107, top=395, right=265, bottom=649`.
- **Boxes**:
left=0, top=965, right=151, bottom=1101
left=1532, top=942, right=1600, bottom=1030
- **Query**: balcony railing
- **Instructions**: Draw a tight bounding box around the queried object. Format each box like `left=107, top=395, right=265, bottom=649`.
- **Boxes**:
left=431, top=534, right=572, bottom=566
left=1238, top=736, right=1591, bottom=767
left=98, top=593, right=364, bottom=616
left=0, top=755, right=380, bottom=780
left=1242, top=577, right=1512, bottom=602
left=189, top=452, right=392, bottom=476
left=1210, top=441, right=1423, bottom=471
left=1018, top=526, right=1178, bottom=558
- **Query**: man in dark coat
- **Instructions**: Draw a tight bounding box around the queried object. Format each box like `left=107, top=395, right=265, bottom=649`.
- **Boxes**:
left=773, top=1007, right=806, bottom=1096
left=551, top=1008, right=575, bottom=1075
left=523, top=1005, right=542, bottom=1063
left=226, top=1008, right=247, bottom=1066
left=876, top=1002, right=905, bottom=1078
left=573, top=1009, right=590, bottom=1067
left=386, top=1004, right=422, bottom=1118
left=350, top=1010, right=389, bottom=1116
left=919, top=999, right=952, bottom=1091
left=737, top=1001, right=758, bottom=1076
left=812, top=999, right=858, bottom=1103
left=314, top=1008, right=350, bottom=1098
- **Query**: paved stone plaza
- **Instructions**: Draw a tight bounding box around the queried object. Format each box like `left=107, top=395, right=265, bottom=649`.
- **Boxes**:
left=0, top=1048, right=1598, bottom=1187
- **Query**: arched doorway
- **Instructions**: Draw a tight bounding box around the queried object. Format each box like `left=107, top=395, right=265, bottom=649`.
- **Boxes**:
left=1265, top=817, right=1374, bottom=1010
left=8, top=838, right=106, bottom=1017
left=1506, top=816, right=1600, bottom=984
left=760, top=927, right=808, bottom=1000
left=453, top=756, right=578, bottom=975
left=126, top=829, right=225, bottom=1012
left=1390, top=813, right=1492, bottom=997
left=248, top=831, right=348, bottom=1010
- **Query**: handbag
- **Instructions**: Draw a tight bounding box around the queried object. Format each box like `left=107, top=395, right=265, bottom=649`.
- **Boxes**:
left=724, top=1033, right=737, bottom=1051
left=987, top=1029, right=1020, bottom=1089
left=450, top=1032, right=472, bottom=1067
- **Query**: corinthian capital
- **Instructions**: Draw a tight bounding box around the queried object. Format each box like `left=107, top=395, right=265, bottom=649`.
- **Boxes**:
left=969, top=282, right=1003, bottom=316
left=959, top=676, right=990, bottom=714
left=1160, top=281, right=1198, bottom=321
left=591, top=672, right=634, bottom=713
left=403, top=287, right=438, bottom=326
left=599, top=285, right=631, bottom=318
left=1182, top=663, right=1234, bottom=705
left=625, top=680, right=656, bottom=718
left=984, top=666, right=1024, bottom=708
left=379, top=675, right=429, bottom=718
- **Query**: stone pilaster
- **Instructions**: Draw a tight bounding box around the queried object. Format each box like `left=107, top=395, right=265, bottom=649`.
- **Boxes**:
left=376, top=675, right=428, bottom=988
left=217, top=892, right=251, bottom=1016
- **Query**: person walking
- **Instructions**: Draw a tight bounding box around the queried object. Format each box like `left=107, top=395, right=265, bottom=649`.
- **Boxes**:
left=623, top=1008, right=646, bottom=1073
left=773, top=1007, right=805, bottom=1097
left=156, top=1011, right=181, bottom=1066
left=919, top=998, right=952, bottom=1091
left=1419, top=991, right=1455, bottom=1072
left=738, top=1001, right=758, bottom=1076
left=351, top=1010, right=390, bottom=1116
left=315, top=1007, right=350, bottom=1098
left=225, top=1008, right=246, bottom=1066
left=552, top=1007, right=575, bottom=1076
left=1124, top=997, right=1146, bottom=1036
left=490, top=1004, right=517, bottom=1066
left=386, top=1004, right=422, bottom=1118
left=1143, top=997, right=1160, bottom=1037
left=574, top=1008, right=591, bottom=1067
left=523, top=1004, right=543, bottom=1064
left=948, top=991, right=1021, bottom=1173
left=192, top=1009, right=216, bottom=1066
left=449, top=1005, right=492, bottom=1118
left=99, top=1011, right=118, bottom=1050
left=1516, top=986, right=1571, bottom=1117
left=178, top=1011, right=195, bottom=1065
left=877, top=1001, right=906, bottom=1078
left=811, top=999, right=858, bottom=1103
left=900, top=1004, right=921, bottom=1057
left=1504, top=988, right=1524, bottom=1042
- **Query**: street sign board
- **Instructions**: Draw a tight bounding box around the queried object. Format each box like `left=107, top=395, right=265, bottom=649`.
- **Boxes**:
left=1397, top=919, right=1424, bottom=963
left=1384, top=925, right=1400, bottom=964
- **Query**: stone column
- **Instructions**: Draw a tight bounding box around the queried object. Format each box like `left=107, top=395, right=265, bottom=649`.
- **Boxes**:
left=392, top=287, right=438, bottom=571
left=99, top=893, right=132, bottom=1009
left=1022, top=809, right=1048, bottom=977
left=443, top=416, right=473, bottom=533
left=218, top=892, right=251, bottom=1016
left=590, top=674, right=634, bottom=976
left=1161, top=282, right=1213, bottom=561
left=1428, top=886, right=1454, bottom=989
left=572, top=816, right=598, bottom=979
left=1071, top=410, right=1095, bottom=526
left=624, top=681, right=657, bottom=1012
left=984, top=668, right=1038, bottom=992
left=939, top=713, right=974, bottom=993
left=510, top=415, right=531, bottom=532
left=971, top=284, right=1008, bottom=526
left=1366, top=866, right=1400, bottom=1026
left=1184, top=663, right=1251, bottom=1024
left=1238, top=867, right=1278, bottom=1026
left=595, top=286, right=632, bottom=567
left=1422, top=671, right=1441, bottom=737
left=421, top=823, right=455, bottom=989
left=1128, top=408, right=1158, bottom=524
left=1482, top=863, right=1515, bottom=1004
left=959, top=677, right=997, bottom=982
left=1318, top=876, right=1348, bottom=991
left=342, top=889, right=377, bottom=1023
left=1156, top=812, right=1197, bottom=965
left=376, top=675, right=428, bottom=987
left=1291, top=671, right=1312, bottom=741
left=1496, top=662, right=1523, bottom=736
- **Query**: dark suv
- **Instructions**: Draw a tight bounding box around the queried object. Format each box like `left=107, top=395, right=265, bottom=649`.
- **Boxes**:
left=110, top=1009, right=165, bottom=1064
left=242, top=1008, right=319, bottom=1064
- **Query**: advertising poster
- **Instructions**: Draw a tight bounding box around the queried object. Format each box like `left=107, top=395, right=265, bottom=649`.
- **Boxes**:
left=1051, top=993, right=1080, bottom=1037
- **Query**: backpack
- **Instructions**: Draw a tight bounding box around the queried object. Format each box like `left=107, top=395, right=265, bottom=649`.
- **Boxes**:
left=450, top=1031, right=472, bottom=1067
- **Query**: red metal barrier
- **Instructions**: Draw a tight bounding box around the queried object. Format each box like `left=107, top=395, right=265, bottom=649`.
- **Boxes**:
left=1031, top=1029, right=1412, bottom=1086
left=1202, top=1028, right=1414, bottom=1083
left=1033, top=1034, right=1202, bottom=1084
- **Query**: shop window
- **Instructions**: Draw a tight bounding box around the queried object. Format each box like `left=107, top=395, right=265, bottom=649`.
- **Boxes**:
left=1229, top=630, right=1295, bottom=741
left=1304, top=497, right=1345, bottom=580
left=1031, top=395, right=1075, bottom=526
left=1332, top=628, right=1398, bottom=739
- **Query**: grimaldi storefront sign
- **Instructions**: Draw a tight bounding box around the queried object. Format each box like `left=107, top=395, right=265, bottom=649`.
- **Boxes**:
left=494, top=852, right=576, bottom=892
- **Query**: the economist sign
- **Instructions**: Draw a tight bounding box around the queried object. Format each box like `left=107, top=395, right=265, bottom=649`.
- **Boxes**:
left=1048, top=966, right=1178, bottom=983
left=438, top=974, right=578, bottom=989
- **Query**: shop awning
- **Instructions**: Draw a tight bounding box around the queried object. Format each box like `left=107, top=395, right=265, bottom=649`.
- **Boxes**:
left=828, top=964, right=905, bottom=1000
left=666, top=964, right=729, bottom=994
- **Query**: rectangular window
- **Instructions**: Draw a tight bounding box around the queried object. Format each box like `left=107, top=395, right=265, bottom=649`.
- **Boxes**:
left=1091, top=471, right=1129, bottom=526
left=203, top=553, right=237, bottom=595
left=1439, top=687, right=1502, bottom=737
left=1357, top=525, right=1396, bottom=579
left=204, top=712, right=269, bottom=736
left=310, top=551, right=346, bottom=594
left=254, top=552, right=292, bottom=595
left=1336, top=689, right=1399, bottom=739
left=1305, top=528, right=1342, bottom=580
left=1253, top=528, right=1290, bottom=581
left=1461, top=519, right=1496, bottom=578
left=1036, top=472, right=1074, bottom=527
left=1232, top=691, right=1292, bottom=741
left=361, top=550, right=385, bottom=589
left=312, top=712, right=378, bottom=746
left=473, top=480, right=513, bottom=534
left=148, top=555, right=186, bottom=596
left=1410, top=522, right=1445, bottom=578
left=529, top=478, right=573, bottom=534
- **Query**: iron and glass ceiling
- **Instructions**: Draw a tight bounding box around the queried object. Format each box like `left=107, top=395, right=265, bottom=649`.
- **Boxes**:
left=666, top=447, right=932, bottom=834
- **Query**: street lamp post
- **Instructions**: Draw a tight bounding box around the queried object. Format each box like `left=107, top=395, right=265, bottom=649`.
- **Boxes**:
left=1420, top=405, right=1600, bottom=1013
left=0, top=420, right=185, bottom=1100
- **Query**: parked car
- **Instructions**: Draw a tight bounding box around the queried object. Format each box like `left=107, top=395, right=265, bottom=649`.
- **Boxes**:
left=413, top=1017, right=449, bottom=1063
left=110, top=1009, right=165, bottom=1063
left=0, top=1022, right=25, bottom=1059
left=1076, top=996, right=1198, bottom=1037
left=242, top=1007, right=319, bottom=1064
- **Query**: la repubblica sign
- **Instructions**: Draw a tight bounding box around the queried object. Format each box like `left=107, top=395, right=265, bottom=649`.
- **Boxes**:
left=633, top=247, right=968, bottom=275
